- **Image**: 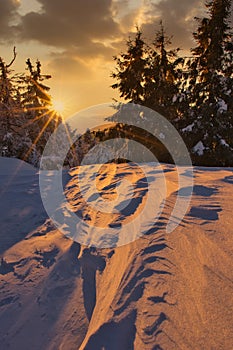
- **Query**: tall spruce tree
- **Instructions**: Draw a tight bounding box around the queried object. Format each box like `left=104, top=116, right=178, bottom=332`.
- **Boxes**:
left=111, top=28, right=147, bottom=104
left=182, top=0, right=233, bottom=165
left=144, top=22, right=183, bottom=121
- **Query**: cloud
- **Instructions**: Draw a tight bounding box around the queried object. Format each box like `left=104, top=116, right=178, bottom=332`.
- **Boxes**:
left=47, top=42, right=118, bottom=85
left=142, top=0, right=233, bottom=51
left=112, top=0, right=142, bottom=32
left=0, top=0, right=20, bottom=41
left=2, top=1, right=233, bottom=53
left=4, top=0, right=232, bottom=63
left=48, top=53, right=91, bottom=80
left=137, top=0, right=205, bottom=51
left=18, top=0, right=122, bottom=49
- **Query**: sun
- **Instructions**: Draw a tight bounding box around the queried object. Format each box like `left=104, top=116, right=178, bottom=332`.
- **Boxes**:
left=51, top=99, right=65, bottom=115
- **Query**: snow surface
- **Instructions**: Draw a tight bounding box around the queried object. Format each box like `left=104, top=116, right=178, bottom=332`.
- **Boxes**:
left=0, top=157, right=233, bottom=349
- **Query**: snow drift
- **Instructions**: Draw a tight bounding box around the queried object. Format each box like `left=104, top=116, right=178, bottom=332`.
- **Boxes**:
left=0, top=157, right=232, bottom=349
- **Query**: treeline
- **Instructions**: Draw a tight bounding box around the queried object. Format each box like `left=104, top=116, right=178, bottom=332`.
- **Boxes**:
left=111, top=0, right=233, bottom=166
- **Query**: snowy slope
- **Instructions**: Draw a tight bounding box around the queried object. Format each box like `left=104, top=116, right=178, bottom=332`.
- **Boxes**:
left=0, top=157, right=232, bottom=350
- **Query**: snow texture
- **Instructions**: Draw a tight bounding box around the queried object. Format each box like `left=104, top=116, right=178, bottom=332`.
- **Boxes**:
left=0, top=157, right=232, bottom=349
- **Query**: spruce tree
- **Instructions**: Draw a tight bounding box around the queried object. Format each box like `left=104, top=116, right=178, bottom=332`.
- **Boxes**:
left=144, top=22, right=183, bottom=121
left=0, top=52, right=67, bottom=168
left=111, top=24, right=183, bottom=122
left=0, top=48, right=29, bottom=158
left=182, top=0, right=233, bottom=166
left=111, top=28, right=147, bottom=104
left=21, top=59, right=62, bottom=165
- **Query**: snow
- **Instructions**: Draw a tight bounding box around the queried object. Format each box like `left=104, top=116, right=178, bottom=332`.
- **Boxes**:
left=218, top=98, right=228, bottom=113
left=172, top=93, right=187, bottom=103
left=0, top=157, right=233, bottom=349
left=0, top=157, right=36, bottom=175
left=221, top=139, right=229, bottom=147
left=182, top=122, right=194, bottom=132
left=193, top=140, right=205, bottom=156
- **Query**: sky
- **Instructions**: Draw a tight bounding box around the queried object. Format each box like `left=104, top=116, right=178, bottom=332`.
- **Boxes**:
left=0, top=0, right=232, bottom=117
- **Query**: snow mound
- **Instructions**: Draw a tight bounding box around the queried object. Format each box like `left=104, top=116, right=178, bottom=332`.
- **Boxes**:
left=0, top=157, right=232, bottom=349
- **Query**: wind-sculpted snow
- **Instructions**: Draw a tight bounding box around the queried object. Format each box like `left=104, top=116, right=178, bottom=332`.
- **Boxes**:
left=0, top=158, right=232, bottom=349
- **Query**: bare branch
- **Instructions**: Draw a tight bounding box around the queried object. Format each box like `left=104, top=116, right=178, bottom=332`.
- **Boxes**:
left=6, top=47, right=17, bottom=68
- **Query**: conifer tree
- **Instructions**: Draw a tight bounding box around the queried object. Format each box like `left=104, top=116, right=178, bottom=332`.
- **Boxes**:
left=21, top=59, right=62, bottom=165
left=0, top=48, right=27, bottom=157
left=0, top=52, right=66, bottom=167
left=182, top=0, right=233, bottom=165
left=111, top=28, right=147, bottom=104
left=144, top=22, right=183, bottom=121
left=111, top=24, right=183, bottom=122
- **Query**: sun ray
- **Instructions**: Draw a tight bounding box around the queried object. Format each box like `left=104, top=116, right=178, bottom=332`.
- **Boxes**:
left=23, top=106, right=48, bottom=112
left=62, top=121, right=79, bottom=165
left=28, top=77, right=52, bottom=103
left=23, top=110, right=56, bottom=163
left=23, top=108, right=53, bottom=128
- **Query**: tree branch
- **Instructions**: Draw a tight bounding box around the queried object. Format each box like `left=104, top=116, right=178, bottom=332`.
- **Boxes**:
left=6, top=47, right=17, bottom=68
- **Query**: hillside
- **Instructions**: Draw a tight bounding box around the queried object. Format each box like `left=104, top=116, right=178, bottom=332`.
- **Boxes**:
left=0, top=157, right=232, bottom=350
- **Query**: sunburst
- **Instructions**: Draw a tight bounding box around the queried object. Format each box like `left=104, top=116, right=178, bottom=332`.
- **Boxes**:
left=51, top=99, right=65, bottom=116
